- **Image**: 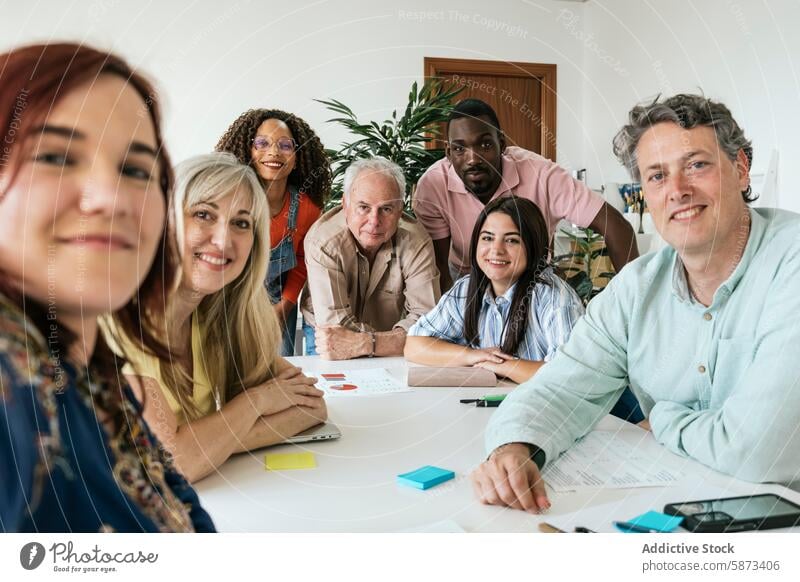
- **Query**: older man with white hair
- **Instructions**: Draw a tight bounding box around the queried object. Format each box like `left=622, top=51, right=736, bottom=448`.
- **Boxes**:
left=301, top=157, right=440, bottom=359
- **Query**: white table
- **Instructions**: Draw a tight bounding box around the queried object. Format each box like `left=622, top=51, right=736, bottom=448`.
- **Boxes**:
left=195, top=357, right=800, bottom=532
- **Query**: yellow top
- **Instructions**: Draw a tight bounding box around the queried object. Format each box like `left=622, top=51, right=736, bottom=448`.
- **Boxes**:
left=121, top=316, right=216, bottom=426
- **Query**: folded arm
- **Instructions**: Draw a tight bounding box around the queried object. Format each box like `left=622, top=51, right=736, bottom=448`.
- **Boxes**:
left=484, top=279, right=630, bottom=463
left=129, top=360, right=325, bottom=482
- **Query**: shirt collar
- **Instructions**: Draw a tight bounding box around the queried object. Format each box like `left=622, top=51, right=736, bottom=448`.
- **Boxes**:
left=671, top=257, right=693, bottom=302
left=482, top=281, right=518, bottom=306
left=670, top=207, right=765, bottom=303
left=352, top=230, right=397, bottom=264
left=446, top=150, right=521, bottom=197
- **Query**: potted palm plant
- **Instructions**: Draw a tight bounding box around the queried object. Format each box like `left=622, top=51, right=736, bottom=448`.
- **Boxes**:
left=554, top=227, right=616, bottom=303
left=316, top=79, right=463, bottom=211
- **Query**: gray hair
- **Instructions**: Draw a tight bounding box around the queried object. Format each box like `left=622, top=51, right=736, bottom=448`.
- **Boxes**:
left=612, top=94, right=755, bottom=202
left=343, top=157, right=406, bottom=203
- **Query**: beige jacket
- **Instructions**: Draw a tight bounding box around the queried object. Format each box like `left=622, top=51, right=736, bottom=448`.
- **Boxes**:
left=301, top=206, right=440, bottom=332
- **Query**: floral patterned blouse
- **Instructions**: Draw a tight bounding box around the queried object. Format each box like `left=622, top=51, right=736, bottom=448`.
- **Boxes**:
left=0, top=294, right=215, bottom=532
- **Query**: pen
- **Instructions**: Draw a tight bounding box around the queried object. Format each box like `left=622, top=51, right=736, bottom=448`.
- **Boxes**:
left=574, top=527, right=596, bottom=533
left=613, top=520, right=659, bottom=533
left=483, top=394, right=507, bottom=403
left=459, top=394, right=507, bottom=407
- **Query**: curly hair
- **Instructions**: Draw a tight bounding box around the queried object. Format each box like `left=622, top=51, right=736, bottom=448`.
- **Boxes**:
left=612, top=93, right=756, bottom=203
left=215, top=108, right=331, bottom=208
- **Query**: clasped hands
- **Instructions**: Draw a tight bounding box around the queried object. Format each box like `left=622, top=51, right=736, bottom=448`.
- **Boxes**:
left=466, top=346, right=517, bottom=375
left=315, top=325, right=371, bottom=360
left=240, top=364, right=327, bottom=421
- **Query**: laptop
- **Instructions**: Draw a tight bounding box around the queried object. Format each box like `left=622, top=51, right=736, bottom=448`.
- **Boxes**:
left=284, top=421, right=342, bottom=444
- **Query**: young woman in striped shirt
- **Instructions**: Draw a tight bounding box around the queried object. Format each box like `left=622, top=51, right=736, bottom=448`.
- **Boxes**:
left=405, top=196, right=584, bottom=384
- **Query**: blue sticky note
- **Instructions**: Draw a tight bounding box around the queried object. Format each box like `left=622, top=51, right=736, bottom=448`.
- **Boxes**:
left=397, top=466, right=455, bottom=490
left=615, top=511, right=684, bottom=533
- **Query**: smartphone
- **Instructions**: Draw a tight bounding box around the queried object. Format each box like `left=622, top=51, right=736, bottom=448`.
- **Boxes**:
left=664, top=494, right=800, bottom=532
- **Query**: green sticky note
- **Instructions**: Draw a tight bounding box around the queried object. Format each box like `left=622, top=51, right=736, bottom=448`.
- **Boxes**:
left=265, top=452, right=317, bottom=470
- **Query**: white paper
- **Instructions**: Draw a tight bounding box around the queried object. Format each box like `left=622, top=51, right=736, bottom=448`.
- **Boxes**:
left=316, top=369, right=410, bottom=397
left=543, top=431, right=684, bottom=492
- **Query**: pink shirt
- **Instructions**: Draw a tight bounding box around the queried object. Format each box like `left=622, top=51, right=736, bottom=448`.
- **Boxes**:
left=413, top=146, right=605, bottom=273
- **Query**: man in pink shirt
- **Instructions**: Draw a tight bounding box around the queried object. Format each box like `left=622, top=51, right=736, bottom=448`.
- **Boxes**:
left=414, top=99, right=638, bottom=291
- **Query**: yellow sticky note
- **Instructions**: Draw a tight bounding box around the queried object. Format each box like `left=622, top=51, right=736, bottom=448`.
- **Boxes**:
left=265, top=452, right=317, bottom=470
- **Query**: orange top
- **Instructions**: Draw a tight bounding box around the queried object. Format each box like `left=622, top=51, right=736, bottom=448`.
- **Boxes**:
left=269, top=190, right=322, bottom=304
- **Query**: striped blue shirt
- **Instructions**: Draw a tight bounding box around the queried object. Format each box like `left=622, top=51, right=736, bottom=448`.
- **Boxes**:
left=408, top=268, right=584, bottom=361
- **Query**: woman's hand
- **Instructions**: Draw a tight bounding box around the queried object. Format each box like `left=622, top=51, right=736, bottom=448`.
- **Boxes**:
left=467, top=347, right=515, bottom=367
left=304, top=396, right=328, bottom=424
left=239, top=366, right=324, bottom=416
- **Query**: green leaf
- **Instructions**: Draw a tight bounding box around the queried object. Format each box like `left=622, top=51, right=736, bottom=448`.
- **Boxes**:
left=317, top=78, right=462, bottom=204
left=564, top=271, right=590, bottom=294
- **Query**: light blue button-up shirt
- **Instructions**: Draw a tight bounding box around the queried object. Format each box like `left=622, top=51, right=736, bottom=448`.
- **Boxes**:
left=486, top=208, right=800, bottom=486
left=409, top=269, right=584, bottom=361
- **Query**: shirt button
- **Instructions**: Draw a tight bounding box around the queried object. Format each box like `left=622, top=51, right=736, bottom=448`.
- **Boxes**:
left=698, top=365, right=706, bottom=374
left=703, top=313, right=712, bottom=321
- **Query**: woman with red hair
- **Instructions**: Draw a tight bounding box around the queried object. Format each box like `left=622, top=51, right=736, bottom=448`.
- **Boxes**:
left=0, top=42, right=214, bottom=532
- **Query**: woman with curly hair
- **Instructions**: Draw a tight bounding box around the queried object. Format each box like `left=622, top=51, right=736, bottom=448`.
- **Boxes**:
left=216, top=109, right=331, bottom=355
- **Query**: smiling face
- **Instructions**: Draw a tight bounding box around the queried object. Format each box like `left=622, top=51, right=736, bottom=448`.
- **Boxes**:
left=0, top=75, right=165, bottom=322
left=343, top=170, right=403, bottom=257
left=249, top=118, right=296, bottom=182
left=636, top=122, right=750, bottom=261
left=446, top=115, right=505, bottom=198
left=181, top=187, right=255, bottom=296
left=476, top=211, right=528, bottom=297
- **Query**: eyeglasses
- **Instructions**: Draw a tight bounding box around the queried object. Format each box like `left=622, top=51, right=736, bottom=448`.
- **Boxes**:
left=252, top=136, right=296, bottom=153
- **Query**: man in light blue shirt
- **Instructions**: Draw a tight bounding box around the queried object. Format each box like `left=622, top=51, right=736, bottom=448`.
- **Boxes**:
left=472, top=94, right=800, bottom=512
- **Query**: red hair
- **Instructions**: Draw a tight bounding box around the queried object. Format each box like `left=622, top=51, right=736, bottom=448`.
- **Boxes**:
left=0, top=42, right=177, bottom=376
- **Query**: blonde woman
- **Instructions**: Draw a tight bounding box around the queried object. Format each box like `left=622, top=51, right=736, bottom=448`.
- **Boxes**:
left=120, top=152, right=327, bottom=482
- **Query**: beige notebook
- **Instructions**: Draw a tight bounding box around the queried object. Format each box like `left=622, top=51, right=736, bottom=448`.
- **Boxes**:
left=406, top=366, right=497, bottom=387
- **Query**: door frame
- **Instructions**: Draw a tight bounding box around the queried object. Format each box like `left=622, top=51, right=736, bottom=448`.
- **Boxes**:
left=424, top=56, right=557, bottom=161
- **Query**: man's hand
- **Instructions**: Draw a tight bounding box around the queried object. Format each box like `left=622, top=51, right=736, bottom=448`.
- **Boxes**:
left=315, top=325, right=370, bottom=360
left=471, top=443, right=550, bottom=513
left=637, top=418, right=652, bottom=431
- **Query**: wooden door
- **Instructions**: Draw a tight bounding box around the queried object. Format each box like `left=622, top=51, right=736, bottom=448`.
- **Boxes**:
left=424, top=57, right=557, bottom=161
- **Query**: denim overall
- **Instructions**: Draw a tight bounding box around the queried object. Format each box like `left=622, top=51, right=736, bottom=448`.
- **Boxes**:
left=267, top=186, right=300, bottom=356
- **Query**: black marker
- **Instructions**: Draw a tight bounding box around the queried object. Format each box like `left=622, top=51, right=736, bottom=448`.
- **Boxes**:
left=459, top=394, right=507, bottom=407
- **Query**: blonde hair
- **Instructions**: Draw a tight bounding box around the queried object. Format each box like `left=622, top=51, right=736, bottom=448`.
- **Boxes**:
left=164, top=152, right=281, bottom=420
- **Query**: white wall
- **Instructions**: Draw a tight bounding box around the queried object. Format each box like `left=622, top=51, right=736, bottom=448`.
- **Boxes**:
left=3, top=0, right=799, bottom=211
left=0, top=0, right=587, bottom=173
left=579, top=0, right=800, bottom=211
